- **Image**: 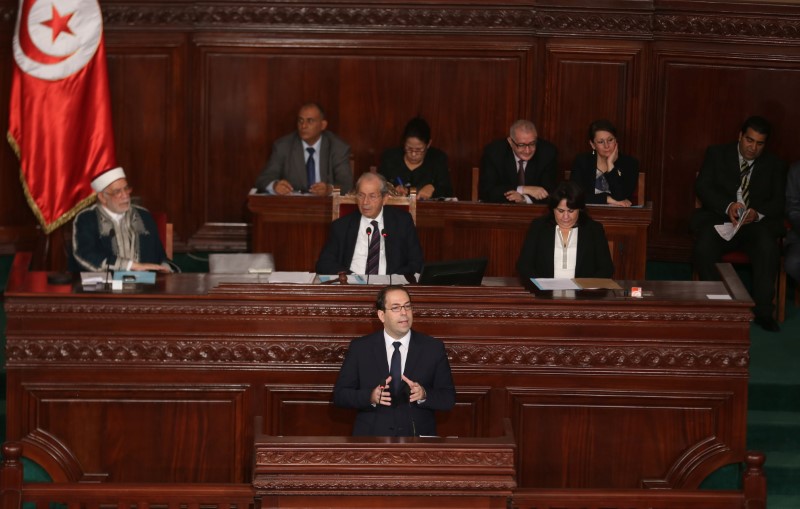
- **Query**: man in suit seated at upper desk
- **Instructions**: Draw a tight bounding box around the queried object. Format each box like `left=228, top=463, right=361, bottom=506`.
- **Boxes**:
left=255, top=102, right=353, bottom=196
left=479, top=119, right=558, bottom=203
left=315, top=172, right=423, bottom=276
left=691, top=115, right=786, bottom=333
left=333, top=285, right=456, bottom=436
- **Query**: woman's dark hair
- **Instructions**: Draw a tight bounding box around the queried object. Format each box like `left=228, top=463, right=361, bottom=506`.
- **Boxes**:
left=545, top=181, right=588, bottom=225
left=587, top=119, right=617, bottom=141
left=402, top=117, right=431, bottom=144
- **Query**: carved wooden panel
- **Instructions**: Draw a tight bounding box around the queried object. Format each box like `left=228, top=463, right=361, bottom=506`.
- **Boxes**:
left=105, top=33, right=190, bottom=239
left=542, top=39, right=646, bottom=180
left=20, top=383, right=249, bottom=483
left=262, top=384, right=491, bottom=439
left=510, top=385, right=743, bottom=489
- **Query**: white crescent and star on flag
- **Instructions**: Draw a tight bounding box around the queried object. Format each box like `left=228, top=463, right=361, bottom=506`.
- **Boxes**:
left=12, top=0, right=102, bottom=81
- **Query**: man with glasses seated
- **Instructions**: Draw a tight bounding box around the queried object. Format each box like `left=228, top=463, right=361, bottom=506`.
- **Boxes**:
left=315, top=172, right=423, bottom=276
left=479, top=119, right=558, bottom=203
left=71, top=167, right=171, bottom=273
left=334, top=285, right=455, bottom=436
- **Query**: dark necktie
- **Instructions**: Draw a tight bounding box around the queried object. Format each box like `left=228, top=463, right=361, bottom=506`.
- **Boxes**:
left=517, top=159, right=526, bottom=186
left=740, top=159, right=751, bottom=206
left=366, top=220, right=380, bottom=275
left=390, top=341, right=402, bottom=395
left=306, top=147, right=316, bottom=187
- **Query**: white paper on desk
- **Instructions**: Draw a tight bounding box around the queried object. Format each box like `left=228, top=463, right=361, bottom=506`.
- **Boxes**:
left=365, top=275, right=392, bottom=285
left=531, top=278, right=581, bottom=290
left=268, top=271, right=316, bottom=284
left=80, top=272, right=109, bottom=285
left=707, top=294, right=733, bottom=300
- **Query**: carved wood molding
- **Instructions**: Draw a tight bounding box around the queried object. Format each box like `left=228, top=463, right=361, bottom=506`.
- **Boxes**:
left=5, top=338, right=748, bottom=371
left=252, top=476, right=516, bottom=491
left=3, top=301, right=752, bottom=322
left=256, top=449, right=513, bottom=467
left=2, top=3, right=798, bottom=40
left=447, top=344, right=749, bottom=371
left=653, top=13, right=800, bottom=40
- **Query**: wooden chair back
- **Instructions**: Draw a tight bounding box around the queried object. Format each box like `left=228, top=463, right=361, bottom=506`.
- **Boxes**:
left=331, top=187, right=417, bottom=224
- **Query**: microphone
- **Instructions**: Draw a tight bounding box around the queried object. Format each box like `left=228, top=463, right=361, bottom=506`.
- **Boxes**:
left=105, top=228, right=115, bottom=288
left=365, top=226, right=373, bottom=284
left=381, top=228, right=387, bottom=238
left=401, top=382, right=417, bottom=437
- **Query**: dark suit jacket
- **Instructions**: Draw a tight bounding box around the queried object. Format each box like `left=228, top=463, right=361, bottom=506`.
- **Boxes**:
left=570, top=152, right=640, bottom=205
left=315, top=206, right=424, bottom=275
left=333, top=330, right=456, bottom=436
left=479, top=137, right=558, bottom=203
left=516, top=215, right=614, bottom=279
left=787, top=161, right=800, bottom=247
left=255, top=130, right=353, bottom=193
left=691, top=142, right=786, bottom=237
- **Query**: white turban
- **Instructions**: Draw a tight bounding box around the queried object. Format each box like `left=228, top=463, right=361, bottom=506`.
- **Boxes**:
left=91, top=167, right=126, bottom=193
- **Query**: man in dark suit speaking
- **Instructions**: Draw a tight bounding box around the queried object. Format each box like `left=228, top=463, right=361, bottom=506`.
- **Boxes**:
left=691, top=116, right=786, bottom=332
left=315, top=172, right=423, bottom=276
left=333, top=286, right=456, bottom=436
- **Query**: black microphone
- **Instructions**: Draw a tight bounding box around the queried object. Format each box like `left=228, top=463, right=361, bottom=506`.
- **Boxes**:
left=105, top=228, right=115, bottom=288
left=365, top=226, right=373, bottom=284
left=401, top=382, right=417, bottom=437
left=381, top=228, right=387, bottom=238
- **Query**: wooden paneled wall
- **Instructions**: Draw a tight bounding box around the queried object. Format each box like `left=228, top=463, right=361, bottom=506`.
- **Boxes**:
left=2, top=0, right=800, bottom=261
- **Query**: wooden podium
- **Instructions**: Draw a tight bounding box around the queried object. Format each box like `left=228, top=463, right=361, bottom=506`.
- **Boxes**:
left=253, top=418, right=516, bottom=508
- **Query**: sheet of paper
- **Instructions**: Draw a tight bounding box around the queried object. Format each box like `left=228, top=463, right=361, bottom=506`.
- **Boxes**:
left=714, top=214, right=747, bottom=241
left=80, top=272, right=109, bottom=285
left=707, top=294, right=732, bottom=300
left=268, top=272, right=316, bottom=284
left=531, top=278, right=581, bottom=290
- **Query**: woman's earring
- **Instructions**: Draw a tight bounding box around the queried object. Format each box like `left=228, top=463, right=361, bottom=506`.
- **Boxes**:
left=592, top=149, right=595, bottom=155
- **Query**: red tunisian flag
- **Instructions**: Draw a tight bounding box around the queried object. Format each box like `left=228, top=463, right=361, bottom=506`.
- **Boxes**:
left=8, top=0, right=116, bottom=234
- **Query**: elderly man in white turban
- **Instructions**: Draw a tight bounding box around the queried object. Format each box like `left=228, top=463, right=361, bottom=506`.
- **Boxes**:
left=71, top=167, right=171, bottom=273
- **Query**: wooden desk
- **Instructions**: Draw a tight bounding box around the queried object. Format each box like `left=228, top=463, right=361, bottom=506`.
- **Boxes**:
left=248, top=195, right=652, bottom=279
left=4, top=258, right=752, bottom=492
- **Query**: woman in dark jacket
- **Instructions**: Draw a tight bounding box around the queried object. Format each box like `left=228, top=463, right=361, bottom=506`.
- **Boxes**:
left=516, top=180, right=614, bottom=280
left=570, top=119, right=639, bottom=206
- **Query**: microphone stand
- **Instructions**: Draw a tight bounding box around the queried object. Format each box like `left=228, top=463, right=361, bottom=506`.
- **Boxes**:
left=365, top=226, right=372, bottom=285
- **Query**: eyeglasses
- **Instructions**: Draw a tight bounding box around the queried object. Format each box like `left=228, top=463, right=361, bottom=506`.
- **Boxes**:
left=387, top=303, right=413, bottom=313
left=404, top=146, right=427, bottom=154
left=594, top=137, right=616, bottom=147
left=510, top=138, right=537, bottom=150
left=357, top=192, right=383, bottom=202
left=104, top=185, right=132, bottom=198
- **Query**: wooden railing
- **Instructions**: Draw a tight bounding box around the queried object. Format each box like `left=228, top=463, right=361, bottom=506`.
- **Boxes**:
left=1, top=440, right=766, bottom=509
left=512, top=451, right=766, bottom=509
left=0, top=442, right=255, bottom=509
